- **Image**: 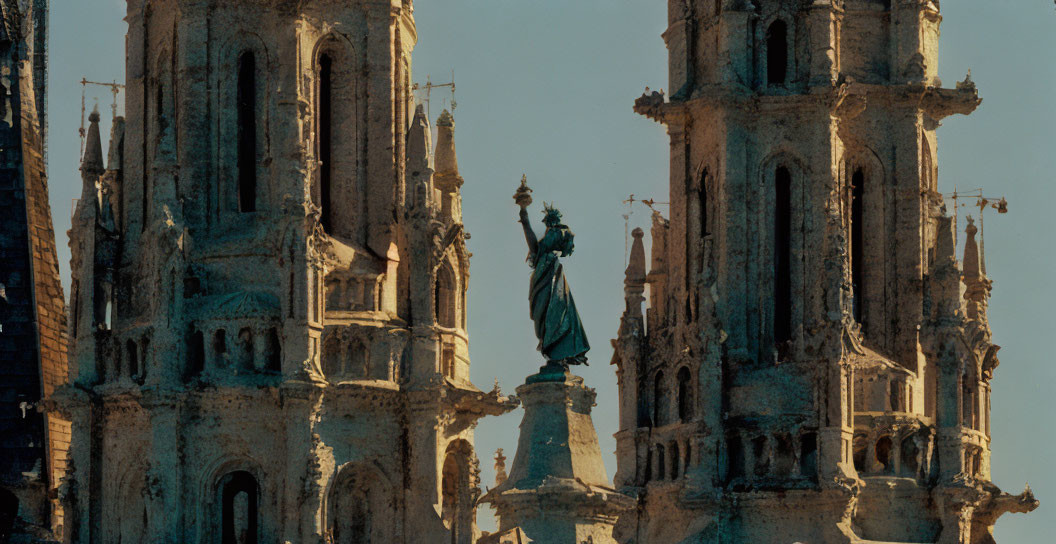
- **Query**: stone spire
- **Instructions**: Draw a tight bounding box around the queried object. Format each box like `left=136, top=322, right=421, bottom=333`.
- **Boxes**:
left=80, top=108, right=104, bottom=199
left=624, top=227, right=646, bottom=318
left=106, top=116, right=126, bottom=173
left=494, top=448, right=508, bottom=486
left=962, top=216, right=992, bottom=321
left=407, top=104, right=434, bottom=210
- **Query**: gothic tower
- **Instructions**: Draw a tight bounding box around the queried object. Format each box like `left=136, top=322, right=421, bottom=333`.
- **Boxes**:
left=0, top=0, right=70, bottom=541
left=613, top=1, right=1037, bottom=543
left=56, top=1, right=512, bottom=542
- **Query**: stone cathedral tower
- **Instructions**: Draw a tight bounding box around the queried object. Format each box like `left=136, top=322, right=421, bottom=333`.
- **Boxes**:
left=56, top=1, right=512, bottom=543
left=613, top=1, right=1037, bottom=543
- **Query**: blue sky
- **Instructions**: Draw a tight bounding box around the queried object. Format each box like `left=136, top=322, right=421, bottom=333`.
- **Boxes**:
left=47, top=1, right=1055, bottom=539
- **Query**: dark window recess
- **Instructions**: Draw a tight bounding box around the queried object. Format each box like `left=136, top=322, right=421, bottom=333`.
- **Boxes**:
left=677, top=366, right=692, bottom=422
left=318, top=53, right=333, bottom=232
left=774, top=167, right=793, bottom=346
left=800, top=432, right=818, bottom=478
left=767, top=21, right=789, bottom=86
left=653, top=371, right=665, bottom=427
left=237, top=52, right=257, bottom=213
left=189, top=330, right=205, bottom=379
left=221, top=471, right=259, bottom=544
left=126, top=340, right=139, bottom=379
left=851, top=168, right=865, bottom=323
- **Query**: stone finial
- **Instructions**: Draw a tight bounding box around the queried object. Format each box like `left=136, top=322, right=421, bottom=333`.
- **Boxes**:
left=80, top=106, right=105, bottom=192
left=434, top=109, right=461, bottom=187
left=962, top=216, right=992, bottom=321
left=494, top=448, right=508, bottom=486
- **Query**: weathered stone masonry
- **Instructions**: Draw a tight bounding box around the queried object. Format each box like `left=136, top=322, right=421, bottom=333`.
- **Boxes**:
left=54, top=1, right=513, bottom=543
left=613, top=1, right=1038, bottom=543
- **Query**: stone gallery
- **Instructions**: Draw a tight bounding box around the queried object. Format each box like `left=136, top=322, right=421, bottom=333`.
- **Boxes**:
left=0, top=0, right=1040, bottom=543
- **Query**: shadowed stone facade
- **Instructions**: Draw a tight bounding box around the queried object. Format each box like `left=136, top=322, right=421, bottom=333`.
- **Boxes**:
left=0, top=1, right=70, bottom=541
left=54, top=1, right=513, bottom=542
left=611, top=1, right=1037, bottom=543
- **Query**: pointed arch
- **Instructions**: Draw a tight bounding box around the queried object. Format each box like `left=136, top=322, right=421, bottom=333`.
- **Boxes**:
left=766, top=19, right=789, bottom=86
left=844, top=146, right=887, bottom=342
left=217, top=32, right=271, bottom=216
left=325, top=462, right=397, bottom=544
left=441, top=440, right=477, bottom=544
left=435, top=258, right=458, bottom=329
left=759, top=152, right=809, bottom=357
left=313, top=32, right=366, bottom=243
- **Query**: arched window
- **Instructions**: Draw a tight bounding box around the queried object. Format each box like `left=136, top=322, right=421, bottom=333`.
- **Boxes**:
left=875, top=436, right=893, bottom=474
left=349, top=340, right=368, bottom=379
left=238, top=328, right=254, bottom=370
left=653, top=371, right=665, bottom=427
left=237, top=51, right=258, bottom=213
left=800, top=432, right=818, bottom=478
left=435, top=264, right=457, bottom=328
left=889, top=379, right=903, bottom=412
left=219, top=471, right=259, bottom=544
left=441, top=442, right=474, bottom=544
left=265, top=328, right=281, bottom=373
left=677, top=366, right=692, bottom=422
left=328, top=466, right=394, bottom=544
left=669, top=442, right=680, bottom=480
left=214, top=329, right=227, bottom=362
left=766, top=20, right=789, bottom=86
left=901, top=437, right=920, bottom=478
left=139, top=337, right=150, bottom=383
left=752, top=436, right=769, bottom=477
left=851, top=167, right=865, bottom=323
left=774, top=166, right=793, bottom=346
left=655, top=444, right=666, bottom=482
left=322, top=335, right=344, bottom=380
left=318, top=53, right=334, bottom=232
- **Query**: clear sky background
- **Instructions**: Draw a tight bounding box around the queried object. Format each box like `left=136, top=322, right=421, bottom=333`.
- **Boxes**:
left=47, top=1, right=1054, bottom=540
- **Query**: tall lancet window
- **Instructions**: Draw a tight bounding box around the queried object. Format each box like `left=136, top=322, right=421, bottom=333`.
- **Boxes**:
left=850, top=168, right=865, bottom=323
left=318, top=53, right=334, bottom=232
left=237, top=52, right=258, bottom=213
left=766, top=20, right=788, bottom=86
left=220, top=471, right=259, bottom=544
left=774, top=167, right=793, bottom=346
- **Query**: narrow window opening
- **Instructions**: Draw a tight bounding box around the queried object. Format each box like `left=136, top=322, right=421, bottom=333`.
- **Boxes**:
left=669, top=442, right=680, bottom=480
left=851, top=168, right=865, bottom=324
left=653, top=371, right=665, bottom=427
left=677, top=366, right=692, bottom=422
left=774, top=166, right=793, bottom=347
left=220, top=471, right=259, bottom=544
left=214, top=329, right=227, bottom=358
left=189, top=330, right=205, bottom=379
left=799, top=432, right=818, bottom=478
left=727, top=432, right=745, bottom=480
left=238, top=328, right=254, bottom=370
left=875, top=436, right=893, bottom=474
left=698, top=170, right=709, bottom=274
left=318, top=53, right=333, bottom=232
left=656, top=444, right=666, bottom=482
left=853, top=436, right=867, bottom=473
left=266, top=328, right=281, bottom=373
left=237, top=51, right=257, bottom=213
left=752, top=436, right=769, bottom=477
left=889, top=379, right=903, bottom=412
left=766, top=20, right=789, bottom=86
left=126, top=340, right=139, bottom=379
left=139, top=337, right=149, bottom=383
left=901, top=437, right=920, bottom=478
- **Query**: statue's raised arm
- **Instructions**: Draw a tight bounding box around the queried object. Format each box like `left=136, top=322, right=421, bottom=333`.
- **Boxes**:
left=513, top=176, right=590, bottom=377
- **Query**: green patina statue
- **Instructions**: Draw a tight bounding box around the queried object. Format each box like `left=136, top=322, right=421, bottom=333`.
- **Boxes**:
left=514, top=176, right=590, bottom=376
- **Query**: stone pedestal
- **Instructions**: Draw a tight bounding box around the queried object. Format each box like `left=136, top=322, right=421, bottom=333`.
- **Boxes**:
left=480, top=372, right=632, bottom=544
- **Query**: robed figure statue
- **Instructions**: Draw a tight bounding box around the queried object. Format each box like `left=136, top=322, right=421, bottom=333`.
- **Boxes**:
left=514, top=176, right=590, bottom=371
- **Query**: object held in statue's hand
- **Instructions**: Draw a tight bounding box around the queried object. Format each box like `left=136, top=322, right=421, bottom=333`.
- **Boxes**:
left=514, top=174, right=533, bottom=208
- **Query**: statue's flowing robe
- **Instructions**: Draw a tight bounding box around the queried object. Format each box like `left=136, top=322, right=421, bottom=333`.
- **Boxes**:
left=528, top=226, right=589, bottom=363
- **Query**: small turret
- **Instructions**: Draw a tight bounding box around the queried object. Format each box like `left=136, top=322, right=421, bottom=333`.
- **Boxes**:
left=433, top=109, right=463, bottom=223
left=406, top=104, right=434, bottom=210
left=434, top=109, right=461, bottom=187
left=962, top=216, right=992, bottom=322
